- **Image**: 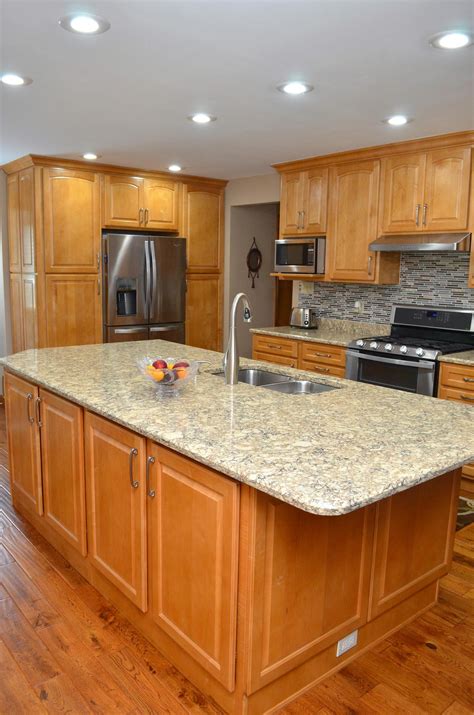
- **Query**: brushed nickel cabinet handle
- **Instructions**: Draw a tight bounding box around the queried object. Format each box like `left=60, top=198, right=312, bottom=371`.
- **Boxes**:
left=146, top=456, right=156, bottom=498
left=463, top=377, right=474, bottom=383
left=145, top=208, right=149, bottom=225
left=129, top=448, right=139, bottom=488
left=297, top=211, right=303, bottom=229
left=316, top=367, right=330, bottom=373
left=368, top=255, right=373, bottom=276
left=97, top=278, right=101, bottom=296
left=415, top=203, right=420, bottom=226
left=35, top=397, right=42, bottom=427
left=422, top=203, right=427, bottom=226
left=461, top=394, right=474, bottom=402
left=300, top=210, right=305, bottom=229
left=97, top=252, right=100, bottom=271
left=26, top=393, right=34, bottom=424
left=312, top=352, right=332, bottom=358
left=139, top=208, right=144, bottom=225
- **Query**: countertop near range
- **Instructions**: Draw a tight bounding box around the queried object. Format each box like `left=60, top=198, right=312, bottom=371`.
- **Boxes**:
left=2, top=340, right=474, bottom=517
left=438, top=351, right=474, bottom=367
left=250, top=318, right=390, bottom=347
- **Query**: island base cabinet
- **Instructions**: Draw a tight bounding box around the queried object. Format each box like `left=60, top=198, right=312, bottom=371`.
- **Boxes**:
left=85, top=412, right=148, bottom=612
left=147, top=443, right=240, bottom=690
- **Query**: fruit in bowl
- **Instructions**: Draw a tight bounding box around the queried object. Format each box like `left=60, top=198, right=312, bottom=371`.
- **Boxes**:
left=138, top=356, right=197, bottom=392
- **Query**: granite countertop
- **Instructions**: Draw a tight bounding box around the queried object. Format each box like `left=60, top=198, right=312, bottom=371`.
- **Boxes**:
left=250, top=318, right=390, bottom=347
left=438, top=351, right=474, bottom=367
left=2, top=340, right=474, bottom=517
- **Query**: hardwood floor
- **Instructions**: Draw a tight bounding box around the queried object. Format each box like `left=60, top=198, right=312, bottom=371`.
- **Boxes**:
left=0, top=405, right=473, bottom=714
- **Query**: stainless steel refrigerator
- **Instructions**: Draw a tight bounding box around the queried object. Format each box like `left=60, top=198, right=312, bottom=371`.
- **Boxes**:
left=102, top=233, right=186, bottom=343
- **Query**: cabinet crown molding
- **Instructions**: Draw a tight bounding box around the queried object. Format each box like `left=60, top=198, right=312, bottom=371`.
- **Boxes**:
left=272, top=130, right=474, bottom=173
left=2, top=154, right=228, bottom=187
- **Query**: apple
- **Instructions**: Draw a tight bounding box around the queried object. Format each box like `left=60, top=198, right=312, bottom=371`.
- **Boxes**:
left=152, top=359, right=167, bottom=369
left=174, top=360, right=190, bottom=369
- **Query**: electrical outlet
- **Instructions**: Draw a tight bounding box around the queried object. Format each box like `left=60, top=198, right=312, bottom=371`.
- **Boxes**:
left=336, top=629, right=358, bottom=657
left=354, top=300, right=364, bottom=315
left=301, top=281, right=313, bottom=295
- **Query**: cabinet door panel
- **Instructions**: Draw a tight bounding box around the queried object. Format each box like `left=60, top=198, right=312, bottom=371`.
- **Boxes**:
left=183, top=185, right=222, bottom=271
left=147, top=443, right=239, bottom=689
left=303, top=168, right=328, bottom=233
left=280, top=172, right=304, bottom=235
left=40, top=390, right=86, bottom=555
left=10, top=274, right=24, bottom=354
left=424, top=147, right=471, bottom=230
left=144, top=178, right=179, bottom=231
left=19, top=168, right=36, bottom=273
left=381, top=153, right=426, bottom=233
left=21, top=274, right=38, bottom=350
left=248, top=492, right=373, bottom=692
left=328, top=160, right=380, bottom=282
left=104, top=174, right=143, bottom=228
left=5, top=373, right=42, bottom=515
left=45, top=274, right=102, bottom=347
left=85, top=412, right=147, bottom=611
left=7, top=174, right=21, bottom=273
left=43, top=168, right=100, bottom=273
left=185, top=274, right=221, bottom=351
left=369, top=470, right=458, bottom=619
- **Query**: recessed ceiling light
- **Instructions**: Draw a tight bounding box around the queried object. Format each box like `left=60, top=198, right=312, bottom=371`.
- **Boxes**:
left=83, top=152, right=99, bottom=160
left=1, top=73, right=32, bottom=86
left=168, top=164, right=182, bottom=172
left=430, top=31, right=472, bottom=49
left=189, top=113, right=216, bottom=124
left=59, top=13, right=110, bottom=35
left=385, top=115, right=410, bottom=126
left=277, top=81, right=313, bottom=95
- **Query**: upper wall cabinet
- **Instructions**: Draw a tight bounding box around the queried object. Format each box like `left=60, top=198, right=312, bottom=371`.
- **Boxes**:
left=8, top=168, right=36, bottom=273
left=104, top=174, right=180, bottom=231
left=280, top=168, right=328, bottom=236
left=182, top=183, right=223, bottom=271
left=7, top=174, right=21, bottom=272
left=380, top=146, right=471, bottom=233
left=43, top=168, right=101, bottom=273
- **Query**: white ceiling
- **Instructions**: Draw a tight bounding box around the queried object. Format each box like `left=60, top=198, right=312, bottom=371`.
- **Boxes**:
left=1, top=0, right=473, bottom=179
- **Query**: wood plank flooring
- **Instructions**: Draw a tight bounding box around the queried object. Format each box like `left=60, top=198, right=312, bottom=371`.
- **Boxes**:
left=0, top=405, right=473, bottom=713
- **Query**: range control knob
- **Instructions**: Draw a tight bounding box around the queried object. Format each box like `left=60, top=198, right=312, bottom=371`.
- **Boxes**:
left=369, top=341, right=378, bottom=349
left=400, top=345, right=408, bottom=354
left=356, top=339, right=365, bottom=347
left=416, top=347, right=425, bottom=357
left=384, top=343, right=393, bottom=351
left=304, top=320, right=309, bottom=326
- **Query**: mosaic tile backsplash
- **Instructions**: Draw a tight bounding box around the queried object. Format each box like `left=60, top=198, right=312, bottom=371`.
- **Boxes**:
left=297, top=253, right=473, bottom=323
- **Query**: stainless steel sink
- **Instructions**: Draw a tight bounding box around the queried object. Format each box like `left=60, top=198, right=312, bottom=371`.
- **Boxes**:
left=263, top=380, right=336, bottom=395
left=233, top=368, right=292, bottom=386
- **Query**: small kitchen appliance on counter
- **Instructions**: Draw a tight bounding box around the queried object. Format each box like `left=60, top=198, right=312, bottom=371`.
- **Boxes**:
left=346, top=305, right=474, bottom=396
left=290, top=307, right=318, bottom=329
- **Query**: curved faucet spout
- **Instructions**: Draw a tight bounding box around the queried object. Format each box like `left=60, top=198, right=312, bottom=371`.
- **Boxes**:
left=223, top=293, right=253, bottom=385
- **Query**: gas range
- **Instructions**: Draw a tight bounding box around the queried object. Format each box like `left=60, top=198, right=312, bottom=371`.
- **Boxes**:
left=346, top=305, right=474, bottom=396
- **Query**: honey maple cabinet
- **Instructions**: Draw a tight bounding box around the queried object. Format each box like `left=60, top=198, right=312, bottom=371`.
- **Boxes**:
left=185, top=274, right=222, bottom=351
left=380, top=146, right=471, bottom=233
left=104, top=174, right=180, bottom=231
left=10, top=273, right=38, bottom=353
left=44, top=274, right=102, bottom=347
left=280, top=168, right=328, bottom=235
left=252, top=333, right=346, bottom=377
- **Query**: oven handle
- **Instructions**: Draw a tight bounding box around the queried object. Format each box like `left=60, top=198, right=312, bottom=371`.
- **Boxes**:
left=346, top=350, right=435, bottom=370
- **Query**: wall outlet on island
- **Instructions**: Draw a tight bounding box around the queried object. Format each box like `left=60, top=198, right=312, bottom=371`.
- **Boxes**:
left=336, top=629, right=358, bottom=657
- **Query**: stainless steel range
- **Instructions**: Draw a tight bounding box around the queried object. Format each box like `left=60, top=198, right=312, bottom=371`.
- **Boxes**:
left=346, top=305, right=474, bottom=396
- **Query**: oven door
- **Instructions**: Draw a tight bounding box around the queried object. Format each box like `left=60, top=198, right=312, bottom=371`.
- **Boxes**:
left=274, top=238, right=317, bottom=273
left=345, top=350, right=436, bottom=396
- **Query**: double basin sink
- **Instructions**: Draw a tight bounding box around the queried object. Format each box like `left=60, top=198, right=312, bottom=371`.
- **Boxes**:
left=221, top=368, right=336, bottom=395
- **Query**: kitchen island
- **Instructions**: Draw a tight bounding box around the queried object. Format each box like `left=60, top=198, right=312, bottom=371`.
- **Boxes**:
left=3, top=340, right=474, bottom=714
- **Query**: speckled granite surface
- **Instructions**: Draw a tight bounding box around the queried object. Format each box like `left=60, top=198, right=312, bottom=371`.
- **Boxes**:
left=250, top=318, right=390, bottom=347
left=439, top=351, right=474, bottom=367
left=2, top=339, right=474, bottom=516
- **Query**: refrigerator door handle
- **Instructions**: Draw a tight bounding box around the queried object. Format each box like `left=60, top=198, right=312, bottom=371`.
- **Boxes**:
left=144, top=240, right=151, bottom=320
left=149, top=240, right=157, bottom=321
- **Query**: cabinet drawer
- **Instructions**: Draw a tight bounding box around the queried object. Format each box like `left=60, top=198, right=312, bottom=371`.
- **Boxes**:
left=439, top=363, right=474, bottom=392
left=463, top=463, right=474, bottom=480
left=252, top=334, right=298, bottom=358
left=300, top=341, right=346, bottom=367
left=438, top=384, right=474, bottom=406
left=253, top=351, right=297, bottom=368
left=299, top=360, right=345, bottom=378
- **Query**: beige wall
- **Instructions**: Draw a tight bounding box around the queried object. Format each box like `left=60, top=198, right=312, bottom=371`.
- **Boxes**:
left=224, top=174, right=280, bottom=345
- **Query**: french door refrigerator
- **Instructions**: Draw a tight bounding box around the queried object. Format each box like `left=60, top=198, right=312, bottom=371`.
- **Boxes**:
left=102, top=233, right=186, bottom=344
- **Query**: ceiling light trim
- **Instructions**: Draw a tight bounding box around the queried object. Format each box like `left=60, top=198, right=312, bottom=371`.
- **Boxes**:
left=277, top=81, right=314, bottom=95
left=1, top=73, right=33, bottom=86
left=429, top=30, right=472, bottom=49
left=58, top=13, right=111, bottom=35
left=189, top=113, right=216, bottom=124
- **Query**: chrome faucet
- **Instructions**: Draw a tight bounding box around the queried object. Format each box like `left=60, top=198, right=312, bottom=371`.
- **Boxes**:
left=223, top=293, right=252, bottom=384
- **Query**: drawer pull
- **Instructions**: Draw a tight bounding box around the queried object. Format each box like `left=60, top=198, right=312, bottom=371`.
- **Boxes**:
left=311, top=352, right=332, bottom=358
left=315, top=367, right=330, bottom=373
left=461, top=394, right=474, bottom=402
left=129, top=447, right=139, bottom=488
left=463, top=377, right=474, bottom=383
left=263, top=343, right=282, bottom=350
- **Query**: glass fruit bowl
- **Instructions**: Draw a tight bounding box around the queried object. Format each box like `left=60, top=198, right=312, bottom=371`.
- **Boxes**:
left=137, top=356, right=199, bottom=393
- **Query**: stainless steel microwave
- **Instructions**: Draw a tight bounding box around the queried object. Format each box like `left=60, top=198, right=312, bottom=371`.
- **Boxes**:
left=274, top=237, right=326, bottom=274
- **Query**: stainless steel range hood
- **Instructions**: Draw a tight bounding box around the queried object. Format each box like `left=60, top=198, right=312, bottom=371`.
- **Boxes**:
left=369, top=232, right=471, bottom=253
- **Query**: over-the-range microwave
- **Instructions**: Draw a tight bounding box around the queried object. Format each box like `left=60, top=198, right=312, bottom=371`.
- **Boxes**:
left=274, top=237, right=326, bottom=274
